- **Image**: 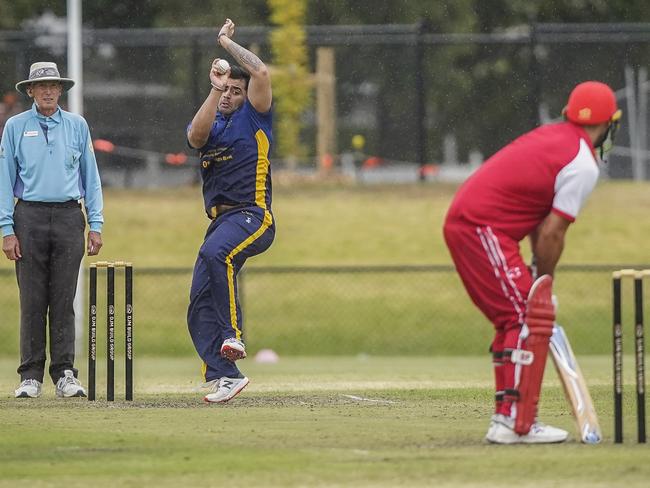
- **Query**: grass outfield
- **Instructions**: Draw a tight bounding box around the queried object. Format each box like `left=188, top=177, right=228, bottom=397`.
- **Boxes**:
left=0, top=181, right=649, bottom=357
left=0, top=180, right=649, bottom=269
left=1, top=356, right=649, bottom=487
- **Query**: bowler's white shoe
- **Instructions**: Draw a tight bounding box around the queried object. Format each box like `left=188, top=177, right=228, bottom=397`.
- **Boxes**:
left=220, top=338, right=247, bottom=361
left=55, top=370, right=87, bottom=398
left=15, top=379, right=42, bottom=398
left=486, top=414, right=568, bottom=444
left=204, top=376, right=249, bottom=403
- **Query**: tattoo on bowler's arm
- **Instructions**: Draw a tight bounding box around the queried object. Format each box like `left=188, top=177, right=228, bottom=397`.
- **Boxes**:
left=225, top=42, right=263, bottom=73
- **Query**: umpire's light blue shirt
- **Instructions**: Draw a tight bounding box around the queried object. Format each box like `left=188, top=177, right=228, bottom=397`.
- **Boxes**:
left=0, top=103, right=104, bottom=237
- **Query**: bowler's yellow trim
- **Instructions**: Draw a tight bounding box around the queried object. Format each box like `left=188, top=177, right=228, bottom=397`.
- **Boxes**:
left=201, top=361, right=208, bottom=381
left=223, top=129, right=273, bottom=338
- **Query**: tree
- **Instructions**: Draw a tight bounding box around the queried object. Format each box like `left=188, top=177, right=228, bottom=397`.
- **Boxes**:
left=268, top=0, right=311, bottom=166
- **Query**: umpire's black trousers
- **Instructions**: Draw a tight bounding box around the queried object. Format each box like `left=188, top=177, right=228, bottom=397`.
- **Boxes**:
left=14, top=199, right=85, bottom=384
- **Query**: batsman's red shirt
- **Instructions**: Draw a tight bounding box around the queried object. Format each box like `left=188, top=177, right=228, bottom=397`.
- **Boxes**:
left=444, top=121, right=599, bottom=331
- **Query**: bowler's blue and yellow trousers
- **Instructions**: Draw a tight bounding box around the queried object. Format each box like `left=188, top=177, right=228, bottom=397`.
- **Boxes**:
left=187, top=205, right=274, bottom=382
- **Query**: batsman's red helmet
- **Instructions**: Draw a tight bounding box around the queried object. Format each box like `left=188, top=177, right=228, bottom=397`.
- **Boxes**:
left=563, top=81, right=621, bottom=125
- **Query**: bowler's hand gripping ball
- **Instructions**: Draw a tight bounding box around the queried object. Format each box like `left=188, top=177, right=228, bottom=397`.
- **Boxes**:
left=215, top=59, right=230, bottom=75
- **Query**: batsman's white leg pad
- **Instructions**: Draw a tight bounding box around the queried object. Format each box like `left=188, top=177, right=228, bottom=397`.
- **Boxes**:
left=513, top=275, right=556, bottom=435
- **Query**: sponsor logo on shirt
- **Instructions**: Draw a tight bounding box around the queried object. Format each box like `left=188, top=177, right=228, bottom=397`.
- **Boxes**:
left=201, top=148, right=233, bottom=168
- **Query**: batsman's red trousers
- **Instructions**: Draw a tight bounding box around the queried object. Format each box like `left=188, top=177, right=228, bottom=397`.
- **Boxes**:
left=443, top=221, right=533, bottom=415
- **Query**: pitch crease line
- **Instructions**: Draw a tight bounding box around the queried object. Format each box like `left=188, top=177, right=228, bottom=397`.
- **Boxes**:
left=341, top=394, right=398, bottom=404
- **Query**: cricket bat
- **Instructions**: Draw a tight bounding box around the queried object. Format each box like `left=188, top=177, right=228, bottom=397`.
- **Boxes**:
left=549, top=324, right=602, bottom=444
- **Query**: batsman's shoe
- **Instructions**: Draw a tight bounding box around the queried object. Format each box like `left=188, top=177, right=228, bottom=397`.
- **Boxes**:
left=486, top=414, right=568, bottom=444
left=220, top=337, right=247, bottom=361
left=14, top=379, right=42, bottom=398
left=204, top=376, right=249, bottom=403
left=55, top=370, right=87, bottom=398
left=484, top=414, right=501, bottom=441
left=520, top=421, right=569, bottom=444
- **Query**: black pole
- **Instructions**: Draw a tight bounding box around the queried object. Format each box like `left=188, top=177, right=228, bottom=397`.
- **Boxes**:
left=416, top=20, right=426, bottom=180
left=88, top=265, right=97, bottom=401
left=613, top=274, right=623, bottom=443
left=191, top=38, right=202, bottom=110
left=529, top=21, right=542, bottom=128
left=107, top=265, right=115, bottom=402
left=634, top=276, right=646, bottom=443
left=125, top=264, right=133, bottom=401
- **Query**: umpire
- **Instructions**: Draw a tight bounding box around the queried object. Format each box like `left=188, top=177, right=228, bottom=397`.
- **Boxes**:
left=0, top=62, right=104, bottom=398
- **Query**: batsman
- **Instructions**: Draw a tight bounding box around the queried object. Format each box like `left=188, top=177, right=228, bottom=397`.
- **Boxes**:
left=443, top=81, right=621, bottom=443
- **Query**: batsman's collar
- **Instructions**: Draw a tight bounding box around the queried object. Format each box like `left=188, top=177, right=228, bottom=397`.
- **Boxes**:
left=15, top=62, right=75, bottom=95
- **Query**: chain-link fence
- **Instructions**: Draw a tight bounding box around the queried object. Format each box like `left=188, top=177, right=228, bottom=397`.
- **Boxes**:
left=1, top=264, right=647, bottom=359
left=1, top=23, right=649, bottom=186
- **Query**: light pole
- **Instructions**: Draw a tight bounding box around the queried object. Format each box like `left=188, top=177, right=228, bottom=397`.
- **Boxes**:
left=67, top=0, right=85, bottom=353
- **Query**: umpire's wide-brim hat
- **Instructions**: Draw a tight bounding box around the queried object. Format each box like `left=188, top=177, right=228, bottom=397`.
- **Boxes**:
left=15, top=62, right=75, bottom=95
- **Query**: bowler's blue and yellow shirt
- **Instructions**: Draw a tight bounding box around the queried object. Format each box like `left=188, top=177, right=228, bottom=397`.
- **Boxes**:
left=189, top=100, right=273, bottom=220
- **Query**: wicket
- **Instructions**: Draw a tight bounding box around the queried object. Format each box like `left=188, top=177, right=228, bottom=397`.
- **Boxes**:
left=88, top=261, right=134, bottom=401
left=612, top=269, right=647, bottom=443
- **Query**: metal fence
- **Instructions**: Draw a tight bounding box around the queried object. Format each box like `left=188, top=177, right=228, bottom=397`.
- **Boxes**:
left=1, top=23, right=649, bottom=186
left=0, top=264, right=647, bottom=359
